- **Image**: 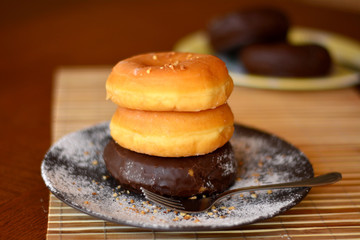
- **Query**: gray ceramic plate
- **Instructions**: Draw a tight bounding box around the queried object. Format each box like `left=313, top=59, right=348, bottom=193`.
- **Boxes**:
left=41, top=122, right=313, bottom=231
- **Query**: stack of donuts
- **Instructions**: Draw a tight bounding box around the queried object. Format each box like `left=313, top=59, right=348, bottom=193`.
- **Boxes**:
left=103, top=52, right=238, bottom=198
left=207, top=8, right=332, bottom=77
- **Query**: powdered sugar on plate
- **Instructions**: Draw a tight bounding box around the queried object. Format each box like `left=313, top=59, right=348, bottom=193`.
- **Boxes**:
left=41, top=122, right=313, bottom=231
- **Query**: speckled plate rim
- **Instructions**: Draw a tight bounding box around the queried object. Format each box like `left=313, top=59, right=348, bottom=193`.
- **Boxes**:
left=41, top=122, right=314, bottom=231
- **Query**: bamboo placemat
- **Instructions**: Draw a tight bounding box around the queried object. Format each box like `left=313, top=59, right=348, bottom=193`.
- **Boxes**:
left=46, top=66, right=360, bottom=239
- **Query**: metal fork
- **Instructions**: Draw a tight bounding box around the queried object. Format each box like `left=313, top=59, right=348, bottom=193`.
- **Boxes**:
left=141, top=172, right=342, bottom=213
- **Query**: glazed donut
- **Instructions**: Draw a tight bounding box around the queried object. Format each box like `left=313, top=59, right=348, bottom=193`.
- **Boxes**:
left=240, top=43, right=332, bottom=77
left=110, top=103, right=234, bottom=157
left=106, top=52, right=233, bottom=112
left=207, top=8, right=289, bottom=53
left=103, top=139, right=238, bottom=198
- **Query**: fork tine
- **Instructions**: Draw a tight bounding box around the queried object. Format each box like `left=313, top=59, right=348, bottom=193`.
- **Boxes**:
left=142, top=189, right=181, bottom=203
left=143, top=196, right=184, bottom=209
left=141, top=188, right=181, bottom=203
left=141, top=188, right=185, bottom=210
left=141, top=189, right=183, bottom=207
left=149, top=198, right=185, bottom=210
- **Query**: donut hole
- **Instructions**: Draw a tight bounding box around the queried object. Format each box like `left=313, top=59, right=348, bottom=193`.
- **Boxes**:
left=130, top=52, right=205, bottom=70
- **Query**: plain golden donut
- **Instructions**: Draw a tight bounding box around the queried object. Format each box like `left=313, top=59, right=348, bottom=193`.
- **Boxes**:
left=109, top=103, right=234, bottom=157
left=106, top=52, right=233, bottom=111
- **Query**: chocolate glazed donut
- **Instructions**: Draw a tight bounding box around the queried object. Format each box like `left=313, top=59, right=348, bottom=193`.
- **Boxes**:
left=207, top=8, right=289, bottom=53
left=240, top=43, right=332, bottom=77
left=103, top=139, right=238, bottom=198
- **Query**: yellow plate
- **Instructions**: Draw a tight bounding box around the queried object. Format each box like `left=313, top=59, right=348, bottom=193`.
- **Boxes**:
left=174, top=27, right=360, bottom=90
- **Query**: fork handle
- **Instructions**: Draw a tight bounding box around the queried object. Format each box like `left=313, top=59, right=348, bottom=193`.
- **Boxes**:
left=216, top=172, right=342, bottom=200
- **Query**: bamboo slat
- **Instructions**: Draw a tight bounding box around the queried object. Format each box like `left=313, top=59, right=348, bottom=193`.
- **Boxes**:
left=46, top=67, right=360, bottom=239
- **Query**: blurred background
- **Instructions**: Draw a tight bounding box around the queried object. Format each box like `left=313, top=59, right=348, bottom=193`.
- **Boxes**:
left=0, top=0, right=359, bottom=239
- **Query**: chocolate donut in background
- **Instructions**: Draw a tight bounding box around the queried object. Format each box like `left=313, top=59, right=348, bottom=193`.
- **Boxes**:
left=103, top=139, right=238, bottom=198
left=207, top=8, right=289, bottom=54
left=240, top=43, right=332, bottom=77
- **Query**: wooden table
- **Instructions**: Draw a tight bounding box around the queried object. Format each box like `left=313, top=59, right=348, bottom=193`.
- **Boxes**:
left=1, top=1, right=359, bottom=239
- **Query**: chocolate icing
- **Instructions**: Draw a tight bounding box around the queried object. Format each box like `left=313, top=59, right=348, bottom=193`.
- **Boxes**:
left=240, top=43, right=332, bottom=77
left=207, top=8, right=289, bottom=53
left=103, top=139, right=237, bottom=198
